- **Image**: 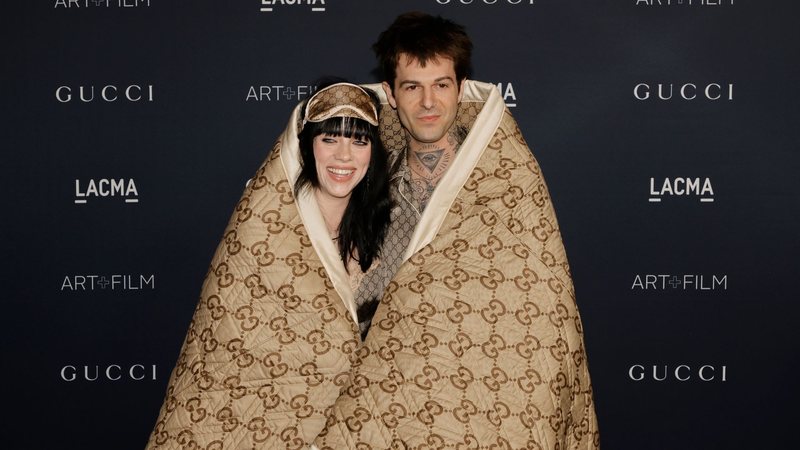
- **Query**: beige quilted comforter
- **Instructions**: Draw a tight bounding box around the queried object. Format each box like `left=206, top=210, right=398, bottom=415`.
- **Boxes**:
left=146, top=80, right=599, bottom=450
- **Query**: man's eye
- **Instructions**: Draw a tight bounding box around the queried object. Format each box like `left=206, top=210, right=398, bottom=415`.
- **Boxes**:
left=405, top=85, right=418, bottom=91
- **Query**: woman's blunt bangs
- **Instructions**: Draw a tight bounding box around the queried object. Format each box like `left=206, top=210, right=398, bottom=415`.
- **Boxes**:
left=314, top=116, right=374, bottom=142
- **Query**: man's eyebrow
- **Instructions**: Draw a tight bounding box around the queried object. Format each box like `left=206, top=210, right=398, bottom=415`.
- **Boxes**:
left=398, top=77, right=455, bottom=86
left=398, top=80, right=421, bottom=87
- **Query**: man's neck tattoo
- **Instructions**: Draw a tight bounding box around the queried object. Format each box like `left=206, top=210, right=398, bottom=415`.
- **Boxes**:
left=407, top=126, right=466, bottom=211
left=415, top=148, right=444, bottom=173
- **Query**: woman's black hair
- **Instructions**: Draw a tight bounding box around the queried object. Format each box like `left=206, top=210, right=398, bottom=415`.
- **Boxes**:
left=294, top=83, right=392, bottom=273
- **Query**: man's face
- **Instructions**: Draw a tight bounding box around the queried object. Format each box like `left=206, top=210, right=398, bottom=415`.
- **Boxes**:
left=383, top=53, right=464, bottom=148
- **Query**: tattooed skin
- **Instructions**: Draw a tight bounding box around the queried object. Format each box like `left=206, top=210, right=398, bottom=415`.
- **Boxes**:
left=416, top=149, right=444, bottom=172
left=407, top=126, right=466, bottom=210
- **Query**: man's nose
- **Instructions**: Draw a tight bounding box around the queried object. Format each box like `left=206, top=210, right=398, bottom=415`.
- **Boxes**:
left=421, top=87, right=434, bottom=109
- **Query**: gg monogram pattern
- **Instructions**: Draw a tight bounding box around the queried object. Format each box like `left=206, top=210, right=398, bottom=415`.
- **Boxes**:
left=314, top=92, right=599, bottom=449
left=145, top=140, right=360, bottom=449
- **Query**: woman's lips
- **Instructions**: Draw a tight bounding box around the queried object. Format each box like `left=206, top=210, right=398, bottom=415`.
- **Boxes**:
left=327, top=167, right=355, bottom=181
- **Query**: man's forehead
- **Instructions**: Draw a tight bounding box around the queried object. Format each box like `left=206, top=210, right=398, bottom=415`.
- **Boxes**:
left=395, top=53, right=456, bottom=80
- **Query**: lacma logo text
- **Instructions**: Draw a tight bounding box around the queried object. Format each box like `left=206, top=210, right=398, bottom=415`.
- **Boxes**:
left=260, top=0, right=326, bottom=13
left=649, top=177, right=714, bottom=203
left=495, top=82, right=517, bottom=108
left=74, top=179, right=139, bottom=204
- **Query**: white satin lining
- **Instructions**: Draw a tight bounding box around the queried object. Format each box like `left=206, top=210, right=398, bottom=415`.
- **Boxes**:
left=279, top=104, right=357, bottom=325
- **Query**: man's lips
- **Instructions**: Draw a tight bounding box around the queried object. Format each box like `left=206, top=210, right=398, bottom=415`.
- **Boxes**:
left=418, top=114, right=440, bottom=122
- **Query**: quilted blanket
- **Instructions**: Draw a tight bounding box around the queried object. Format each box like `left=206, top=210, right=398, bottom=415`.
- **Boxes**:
left=313, top=81, right=599, bottom=449
left=146, top=80, right=599, bottom=450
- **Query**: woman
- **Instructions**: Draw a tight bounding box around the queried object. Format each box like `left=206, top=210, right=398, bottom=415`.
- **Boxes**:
left=295, top=82, right=391, bottom=339
left=145, top=82, right=391, bottom=450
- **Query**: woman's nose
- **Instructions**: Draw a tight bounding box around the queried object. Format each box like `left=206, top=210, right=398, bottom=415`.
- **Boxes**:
left=334, top=141, right=353, bottom=160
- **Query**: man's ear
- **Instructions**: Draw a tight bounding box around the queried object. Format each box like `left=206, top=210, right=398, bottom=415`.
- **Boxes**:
left=382, top=81, right=397, bottom=109
left=457, top=78, right=466, bottom=102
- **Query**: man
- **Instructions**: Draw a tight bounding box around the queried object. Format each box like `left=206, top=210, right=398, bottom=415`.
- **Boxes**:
left=315, top=12, right=600, bottom=449
left=351, top=11, right=473, bottom=334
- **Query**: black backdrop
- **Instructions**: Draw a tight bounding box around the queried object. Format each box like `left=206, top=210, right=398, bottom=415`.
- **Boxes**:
left=3, top=1, right=799, bottom=449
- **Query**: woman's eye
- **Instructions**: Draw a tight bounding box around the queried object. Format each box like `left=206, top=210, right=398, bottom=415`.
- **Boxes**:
left=354, top=140, right=369, bottom=146
left=321, top=137, right=336, bottom=143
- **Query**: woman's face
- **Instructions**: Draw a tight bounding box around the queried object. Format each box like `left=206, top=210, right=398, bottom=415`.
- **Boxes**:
left=313, top=133, right=371, bottom=203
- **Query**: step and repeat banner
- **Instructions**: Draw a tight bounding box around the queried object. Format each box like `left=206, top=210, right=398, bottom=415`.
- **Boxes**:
left=3, top=1, right=798, bottom=449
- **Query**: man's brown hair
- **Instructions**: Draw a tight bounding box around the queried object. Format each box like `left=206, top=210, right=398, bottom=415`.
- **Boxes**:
left=373, top=12, right=473, bottom=90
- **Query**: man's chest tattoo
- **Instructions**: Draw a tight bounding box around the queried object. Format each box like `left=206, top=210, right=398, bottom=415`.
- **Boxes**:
left=411, top=179, right=436, bottom=211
